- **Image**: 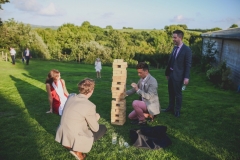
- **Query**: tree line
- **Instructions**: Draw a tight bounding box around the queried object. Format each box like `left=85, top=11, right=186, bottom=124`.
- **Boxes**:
left=0, top=19, right=206, bottom=68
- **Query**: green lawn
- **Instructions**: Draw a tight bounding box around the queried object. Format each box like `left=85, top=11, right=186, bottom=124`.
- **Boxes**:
left=0, top=59, right=239, bottom=160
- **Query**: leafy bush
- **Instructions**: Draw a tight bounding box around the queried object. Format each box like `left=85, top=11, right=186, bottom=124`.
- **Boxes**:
left=206, top=61, right=232, bottom=89
left=201, top=40, right=218, bottom=72
left=206, top=67, right=221, bottom=84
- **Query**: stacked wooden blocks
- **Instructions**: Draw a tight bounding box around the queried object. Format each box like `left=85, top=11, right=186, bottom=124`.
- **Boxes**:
left=111, top=59, right=128, bottom=125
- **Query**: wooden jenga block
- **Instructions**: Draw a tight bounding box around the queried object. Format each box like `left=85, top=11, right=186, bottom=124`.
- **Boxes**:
left=111, top=112, right=126, bottom=119
left=112, top=92, right=126, bottom=100
left=112, top=81, right=126, bottom=86
left=111, top=105, right=126, bottom=111
left=111, top=116, right=125, bottom=122
left=111, top=119, right=126, bottom=125
left=113, top=68, right=127, bottom=71
left=111, top=86, right=126, bottom=92
left=111, top=100, right=126, bottom=108
left=112, top=62, right=128, bottom=68
left=111, top=117, right=125, bottom=122
left=113, top=70, right=127, bottom=76
left=111, top=107, right=126, bottom=114
left=113, top=98, right=127, bottom=102
left=113, top=59, right=124, bottom=63
left=112, top=76, right=127, bottom=82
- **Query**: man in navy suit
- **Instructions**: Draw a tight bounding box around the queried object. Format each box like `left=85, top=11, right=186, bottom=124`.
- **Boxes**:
left=164, top=30, right=192, bottom=117
left=24, top=48, right=31, bottom=65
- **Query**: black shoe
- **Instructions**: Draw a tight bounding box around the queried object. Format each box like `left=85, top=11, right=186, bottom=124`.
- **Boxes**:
left=147, top=115, right=157, bottom=122
left=175, top=111, right=180, bottom=117
left=130, top=119, right=139, bottom=125
left=138, top=120, right=147, bottom=126
left=164, top=107, right=174, bottom=113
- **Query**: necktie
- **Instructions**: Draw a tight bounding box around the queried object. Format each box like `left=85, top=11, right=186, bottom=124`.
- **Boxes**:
left=170, top=47, right=179, bottom=70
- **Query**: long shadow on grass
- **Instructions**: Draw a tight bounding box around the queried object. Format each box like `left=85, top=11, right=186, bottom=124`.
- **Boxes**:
left=0, top=78, right=45, bottom=159
left=10, top=75, right=60, bottom=136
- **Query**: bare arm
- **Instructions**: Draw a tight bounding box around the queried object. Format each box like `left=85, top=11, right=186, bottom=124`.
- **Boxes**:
left=46, top=84, right=53, bottom=113
left=61, top=79, right=69, bottom=96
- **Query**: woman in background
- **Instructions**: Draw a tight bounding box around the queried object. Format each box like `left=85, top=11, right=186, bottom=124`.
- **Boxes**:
left=45, top=69, right=69, bottom=115
left=55, top=78, right=107, bottom=160
left=95, top=58, right=102, bottom=78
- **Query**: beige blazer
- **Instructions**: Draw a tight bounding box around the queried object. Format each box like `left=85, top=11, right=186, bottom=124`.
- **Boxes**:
left=55, top=94, right=99, bottom=153
left=126, top=74, right=160, bottom=115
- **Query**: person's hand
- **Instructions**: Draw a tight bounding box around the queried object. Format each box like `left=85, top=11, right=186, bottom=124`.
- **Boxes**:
left=184, top=79, right=189, bottom=85
left=46, top=108, right=52, bottom=113
left=120, top=93, right=127, bottom=99
left=96, top=113, right=100, bottom=121
left=46, top=110, right=52, bottom=114
left=131, top=83, right=138, bottom=91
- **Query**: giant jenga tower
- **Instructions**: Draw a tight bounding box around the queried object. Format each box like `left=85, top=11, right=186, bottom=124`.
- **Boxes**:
left=111, top=59, right=128, bottom=125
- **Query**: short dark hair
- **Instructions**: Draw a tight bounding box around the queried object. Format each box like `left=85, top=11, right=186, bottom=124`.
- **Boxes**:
left=173, top=30, right=184, bottom=39
left=136, top=62, right=149, bottom=71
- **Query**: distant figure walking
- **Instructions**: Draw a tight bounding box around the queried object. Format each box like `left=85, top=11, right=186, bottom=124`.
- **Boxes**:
left=24, top=48, right=31, bottom=65
left=95, top=58, right=102, bottom=78
left=22, top=52, right=25, bottom=63
left=45, top=69, right=69, bottom=115
left=10, top=47, right=16, bottom=65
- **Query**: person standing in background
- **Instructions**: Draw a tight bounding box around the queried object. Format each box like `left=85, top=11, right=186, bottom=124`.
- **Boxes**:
left=24, top=48, right=31, bottom=65
left=95, top=58, right=102, bottom=78
left=164, top=30, right=192, bottom=117
left=22, top=52, right=25, bottom=63
left=10, top=47, right=16, bottom=65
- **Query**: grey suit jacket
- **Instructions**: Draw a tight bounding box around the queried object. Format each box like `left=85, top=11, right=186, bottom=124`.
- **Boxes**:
left=126, top=74, right=160, bottom=115
left=55, top=94, right=99, bottom=153
left=165, top=44, right=192, bottom=81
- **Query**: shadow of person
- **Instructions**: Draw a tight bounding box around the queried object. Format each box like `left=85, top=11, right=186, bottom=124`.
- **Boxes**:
left=0, top=91, right=43, bottom=159
left=9, top=75, right=61, bottom=136
left=22, top=72, right=34, bottom=79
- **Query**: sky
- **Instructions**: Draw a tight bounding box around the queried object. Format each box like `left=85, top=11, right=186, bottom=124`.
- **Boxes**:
left=1, top=0, right=240, bottom=30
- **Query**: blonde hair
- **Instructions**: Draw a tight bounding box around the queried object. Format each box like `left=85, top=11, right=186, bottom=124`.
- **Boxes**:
left=78, top=78, right=95, bottom=95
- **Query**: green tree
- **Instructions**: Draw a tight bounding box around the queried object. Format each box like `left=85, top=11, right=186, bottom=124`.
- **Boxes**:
left=229, top=24, right=238, bottom=28
left=106, top=25, right=113, bottom=30
left=178, top=24, right=188, bottom=30
left=0, top=0, right=9, bottom=10
left=0, top=19, right=50, bottom=58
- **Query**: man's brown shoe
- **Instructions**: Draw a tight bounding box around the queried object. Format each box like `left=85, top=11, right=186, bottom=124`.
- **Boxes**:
left=70, top=151, right=86, bottom=160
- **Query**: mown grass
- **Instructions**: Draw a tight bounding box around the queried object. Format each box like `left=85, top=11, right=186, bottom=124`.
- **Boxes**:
left=0, top=59, right=239, bottom=160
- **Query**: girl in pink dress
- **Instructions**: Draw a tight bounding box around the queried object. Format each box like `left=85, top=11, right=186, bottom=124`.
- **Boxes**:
left=45, top=69, right=69, bottom=115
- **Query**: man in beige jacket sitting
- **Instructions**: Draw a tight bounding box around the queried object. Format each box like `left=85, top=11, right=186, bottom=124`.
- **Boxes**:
left=55, top=78, right=107, bottom=160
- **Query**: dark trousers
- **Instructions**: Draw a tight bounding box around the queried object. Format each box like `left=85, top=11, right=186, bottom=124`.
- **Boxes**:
left=92, top=124, right=107, bottom=141
left=168, top=72, right=183, bottom=112
left=25, top=56, right=30, bottom=65
left=11, top=55, right=15, bottom=64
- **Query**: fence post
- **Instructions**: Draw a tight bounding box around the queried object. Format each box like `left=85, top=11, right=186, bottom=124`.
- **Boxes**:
left=5, top=52, right=8, bottom=61
left=1, top=51, right=3, bottom=61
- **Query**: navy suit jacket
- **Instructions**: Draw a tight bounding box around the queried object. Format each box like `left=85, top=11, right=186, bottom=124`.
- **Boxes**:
left=165, top=44, right=192, bottom=81
left=24, top=50, right=31, bottom=57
